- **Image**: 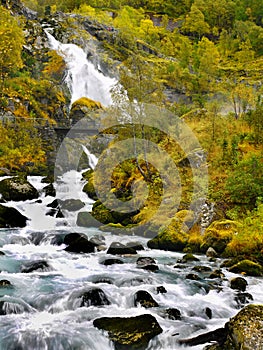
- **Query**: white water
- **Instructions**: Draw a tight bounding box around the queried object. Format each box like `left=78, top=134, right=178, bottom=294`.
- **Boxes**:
left=1, top=175, right=263, bottom=349
left=45, top=31, right=116, bottom=106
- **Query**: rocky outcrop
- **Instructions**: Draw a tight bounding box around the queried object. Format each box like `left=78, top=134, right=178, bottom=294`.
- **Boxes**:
left=0, top=177, right=39, bottom=202
left=93, top=314, right=162, bottom=350
left=0, top=204, right=28, bottom=228
left=20, top=260, right=51, bottom=273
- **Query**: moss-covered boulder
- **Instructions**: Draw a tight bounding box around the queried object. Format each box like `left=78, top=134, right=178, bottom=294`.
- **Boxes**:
left=0, top=177, right=39, bottom=202
left=223, top=304, right=263, bottom=349
left=228, top=259, right=263, bottom=277
left=76, top=211, right=101, bottom=228
left=147, top=225, right=188, bottom=252
left=201, top=220, right=238, bottom=254
left=69, top=97, right=102, bottom=124
left=230, top=277, right=248, bottom=292
left=0, top=204, right=28, bottom=228
left=82, top=171, right=98, bottom=201
left=93, top=314, right=162, bottom=350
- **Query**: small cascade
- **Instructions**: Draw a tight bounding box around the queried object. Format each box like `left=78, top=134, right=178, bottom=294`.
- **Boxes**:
left=82, top=145, right=98, bottom=169
left=45, top=31, right=116, bottom=106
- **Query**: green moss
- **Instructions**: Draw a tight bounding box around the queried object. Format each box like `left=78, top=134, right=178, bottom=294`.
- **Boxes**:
left=228, top=259, right=263, bottom=277
left=71, top=97, right=102, bottom=110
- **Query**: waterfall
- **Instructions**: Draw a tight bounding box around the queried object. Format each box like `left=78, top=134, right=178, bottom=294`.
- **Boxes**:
left=45, top=31, right=116, bottom=106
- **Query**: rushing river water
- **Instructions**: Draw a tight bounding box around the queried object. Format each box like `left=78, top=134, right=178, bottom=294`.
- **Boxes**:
left=0, top=172, right=263, bottom=350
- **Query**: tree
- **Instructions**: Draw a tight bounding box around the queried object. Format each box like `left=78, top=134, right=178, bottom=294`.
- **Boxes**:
left=181, top=4, right=210, bottom=40
left=0, top=6, right=24, bottom=83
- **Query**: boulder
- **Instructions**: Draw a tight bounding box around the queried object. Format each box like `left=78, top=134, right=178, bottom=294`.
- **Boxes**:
left=59, top=199, right=85, bottom=211
left=228, top=259, right=263, bottom=277
left=20, top=260, right=51, bottom=273
left=134, top=290, right=159, bottom=308
left=230, top=277, right=248, bottom=292
left=126, top=242, right=144, bottom=251
left=79, top=288, right=110, bottom=307
left=93, top=314, right=162, bottom=349
left=42, top=183, right=56, bottom=197
left=156, top=286, right=167, bottom=294
left=76, top=211, right=101, bottom=228
left=0, top=204, right=28, bottom=228
left=136, top=257, right=159, bottom=272
left=0, top=280, right=13, bottom=288
left=0, top=177, right=38, bottom=202
left=165, top=308, right=181, bottom=320
left=234, top=292, right=253, bottom=307
left=64, top=232, right=96, bottom=253
left=179, top=253, right=200, bottom=263
left=223, top=304, right=263, bottom=349
left=201, top=220, right=238, bottom=254
left=107, top=242, right=137, bottom=255
left=206, top=247, right=218, bottom=258
left=101, top=258, right=124, bottom=266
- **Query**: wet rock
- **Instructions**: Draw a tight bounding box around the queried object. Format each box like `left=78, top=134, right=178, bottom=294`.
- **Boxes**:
left=186, top=273, right=201, bottom=281
left=107, top=242, right=137, bottom=255
left=230, top=277, right=248, bottom=292
left=209, top=269, right=225, bottom=279
left=126, top=242, right=144, bottom=251
left=178, top=327, right=227, bottom=347
left=234, top=292, right=253, bottom=307
left=0, top=280, right=13, bottom=288
left=47, top=199, right=60, bottom=209
left=165, top=308, right=181, bottom=320
left=206, top=247, right=218, bottom=258
left=20, top=260, right=51, bottom=273
left=0, top=300, right=30, bottom=315
left=192, top=265, right=212, bottom=273
left=0, top=251, right=5, bottom=256
left=90, top=235, right=105, bottom=246
left=101, top=258, right=124, bottom=266
left=136, top=257, right=159, bottom=272
left=156, top=286, right=167, bottom=294
left=76, top=211, right=101, bottom=228
left=179, top=253, right=200, bottom=263
left=228, top=259, right=263, bottom=277
left=134, top=290, right=159, bottom=308
left=93, top=314, right=162, bottom=350
left=147, top=229, right=187, bottom=252
left=10, top=235, right=31, bottom=245
left=204, top=307, right=212, bottom=319
left=0, top=176, right=39, bottom=202
left=93, top=277, right=114, bottom=284
left=42, top=183, right=56, bottom=197
left=64, top=232, right=96, bottom=253
left=0, top=204, right=28, bottom=228
left=79, top=288, right=110, bottom=307
left=59, top=199, right=85, bottom=211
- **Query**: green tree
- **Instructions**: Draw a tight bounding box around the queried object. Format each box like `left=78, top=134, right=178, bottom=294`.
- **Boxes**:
left=0, top=6, right=24, bottom=83
left=181, top=3, right=210, bottom=39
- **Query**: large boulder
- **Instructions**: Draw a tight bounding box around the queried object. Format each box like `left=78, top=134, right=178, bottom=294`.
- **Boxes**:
left=223, top=304, right=263, bottom=349
left=0, top=204, right=28, bottom=228
left=228, top=259, right=263, bottom=277
left=93, top=314, right=162, bottom=349
left=64, top=232, right=97, bottom=253
left=201, top=220, right=238, bottom=254
left=134, top=290, right=159, bottom=308
left=107, top=242, right=137, bottom=255
left=0, top=177, right=39, bottom=202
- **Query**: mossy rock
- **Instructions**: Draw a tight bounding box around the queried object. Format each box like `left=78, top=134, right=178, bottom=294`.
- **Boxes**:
left=69, top=97, right=102, bottom=124
left=83, top=173, right=98, bottom=201
left=93, top=314, right=162, bottom=350
left=0, top=176, right=39, bottom=202
left=0, top=204, right=28, bottom=228
left=223, top=304, right=263, bottom=349
left=228, top=259, right=263, bottom=277
left=147, top=219, right=188, bottom=252
left=201, top=220, right=239, bottom=254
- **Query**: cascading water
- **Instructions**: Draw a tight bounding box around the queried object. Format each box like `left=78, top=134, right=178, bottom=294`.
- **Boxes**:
left=0, top=34, right=262, bottom=350
left=45, top=31, right=116, bottom=106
